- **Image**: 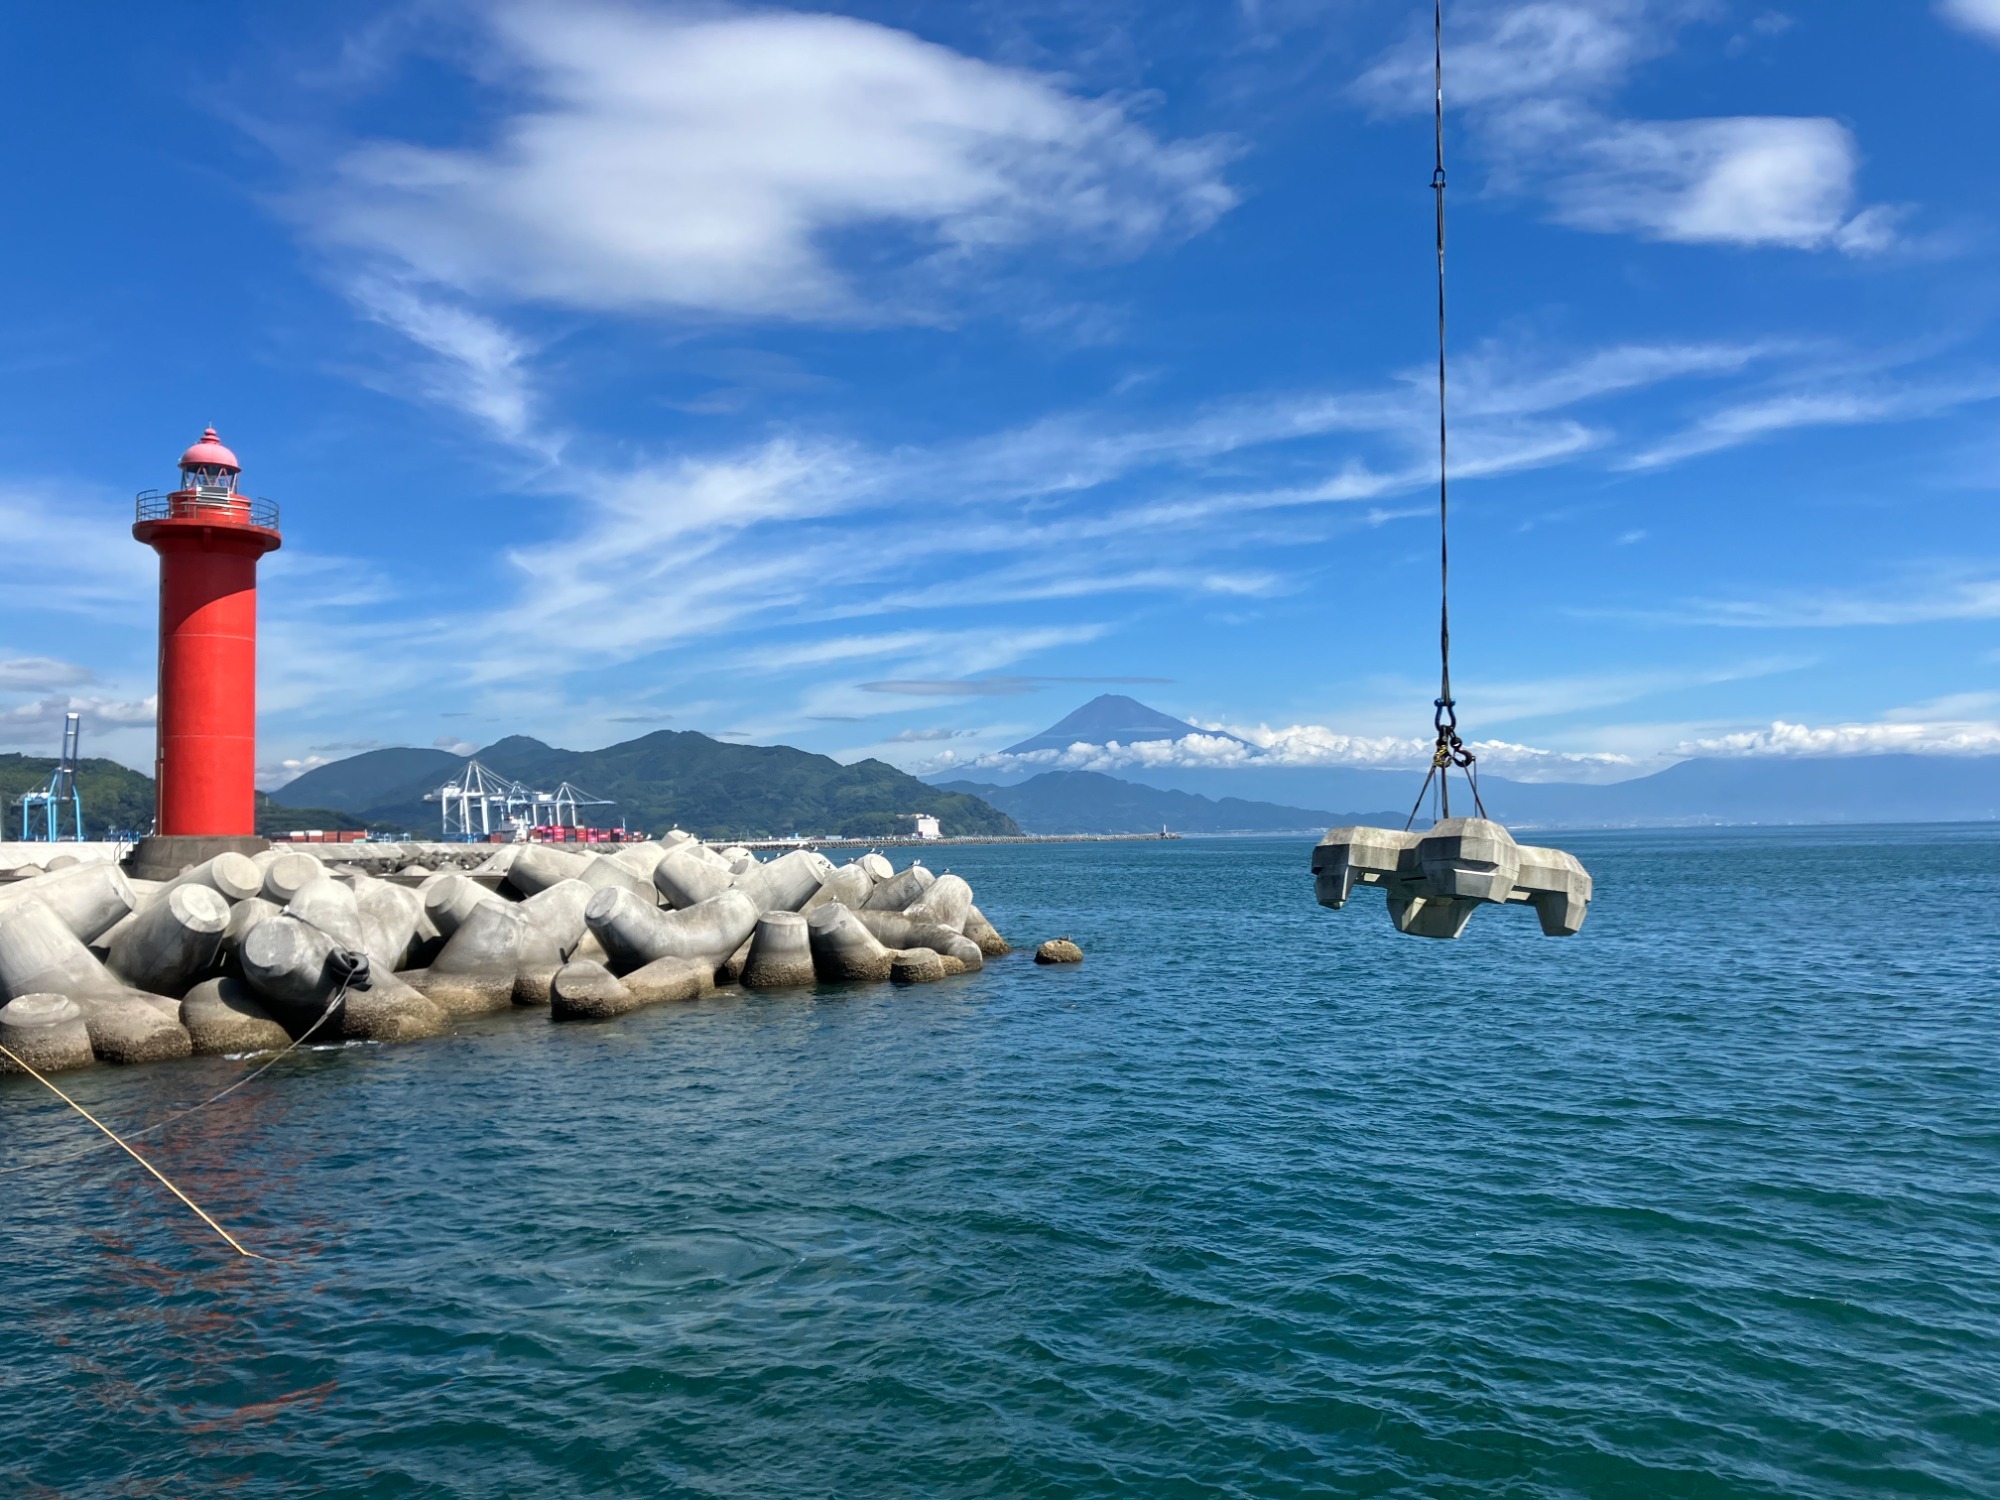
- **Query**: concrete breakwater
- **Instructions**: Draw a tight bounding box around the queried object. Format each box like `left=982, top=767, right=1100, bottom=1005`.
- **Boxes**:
left=0, top=835, right=1011, bottom=1074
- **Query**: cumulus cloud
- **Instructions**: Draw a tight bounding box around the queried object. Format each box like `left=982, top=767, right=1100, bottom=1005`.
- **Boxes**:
left=0, top=657, right=94, bottom=691
left=433, top=736, right=477, bottom=755
left=0, top=694, right=156, bottom=749
left=921, top=725, right=1635, bottom=780
left=310, top=1, right=1235, bottom=324
left=1938, top=0, right=2000, bottom=45
left=1675, top=718, right=2000, bottom=757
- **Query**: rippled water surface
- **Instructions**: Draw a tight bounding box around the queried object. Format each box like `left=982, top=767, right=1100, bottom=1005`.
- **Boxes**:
left=3, top=827, right=1997, bottom=1497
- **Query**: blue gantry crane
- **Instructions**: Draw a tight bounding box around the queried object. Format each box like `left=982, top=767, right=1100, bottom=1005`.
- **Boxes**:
left=18, top=712, right=85, bottom=842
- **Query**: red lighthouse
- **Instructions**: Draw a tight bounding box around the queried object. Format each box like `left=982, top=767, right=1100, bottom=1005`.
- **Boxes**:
left=130, top=428, right=281, bottom=870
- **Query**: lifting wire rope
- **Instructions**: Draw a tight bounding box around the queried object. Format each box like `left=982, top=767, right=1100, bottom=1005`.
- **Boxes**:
left=0, top=950, right=375, bottom=1257
left=1405, top=0, right=1487, bottom=834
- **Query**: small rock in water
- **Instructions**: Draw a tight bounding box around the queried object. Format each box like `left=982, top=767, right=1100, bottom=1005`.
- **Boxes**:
left=1035, top=938, right=1084, bottom=965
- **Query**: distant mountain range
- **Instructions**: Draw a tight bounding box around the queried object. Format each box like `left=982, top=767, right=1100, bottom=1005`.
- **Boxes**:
left=937, top=770, right=1396, bottom=835
left=270, top=731, right=1019, bottom=839
left=932, top=696, right=2000, bottom=830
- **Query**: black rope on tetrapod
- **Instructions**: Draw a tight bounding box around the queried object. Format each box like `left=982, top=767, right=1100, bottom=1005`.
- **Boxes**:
left=0, top=949, right=374, bottom=1178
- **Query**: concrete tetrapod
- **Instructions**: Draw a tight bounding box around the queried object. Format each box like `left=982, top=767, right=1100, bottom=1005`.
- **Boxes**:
left=412, top=901, right=560, bottom=1016
left=585, top=887, right=760, bottom=974
left=286, top=877, right=368, bottom=953
left=579, top=858, right=657, bottom=907
left=260, top=852, right=323, bottom=906
left=854, top=910, right=984, bottom=971
left=742, top=911, right=816, bottom=989
left=221, top=897, right=280, bottom=968
left=0, top=994, right=96, bottom=1074
left=241, top=915, right=448, bottom=1042
left=652, top=847, right=735, bottom=910
left=505, top=843, right=594, bottom=897
left=180, top=976, right=292, bottom=1055
left=0, top=898, right=127, bottom=1002
left=963, top=905, right=1011, bottom=957
left=806, top=903, right=895, bottom=982
left=1035, top=939, right=1084, bottom=965
left=1310, top=818, right=1592, bottom=939
left=863, top=865, right=935, bottom=912
left=520, top=878, right=595, bottom=957
left=423, top=873, right=500, bottom=940
left=903, top=873, right=973, bottom=932
left=621, top=955, right=715, bottom=1004
left=736, top=849, right=831, bottom=915
left=106, top=884, right=229, bottom=997
left=349, top=872, right=424, bottom=971
left=550, top=960, right=641, bottom=1021
left=69, top=992, right=192, bottom=1065
left=889, top=948, right=946, bottom=984
left=0, top=861, right=137, bottom=945
left=160, top=851, right=263, bottom=906
left=801, top=864, right=873, bottom=914
left=857, top=853, right=894, bottom=882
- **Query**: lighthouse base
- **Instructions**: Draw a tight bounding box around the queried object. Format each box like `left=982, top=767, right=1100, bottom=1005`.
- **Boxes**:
left=124, top=834, right=270, bottom=882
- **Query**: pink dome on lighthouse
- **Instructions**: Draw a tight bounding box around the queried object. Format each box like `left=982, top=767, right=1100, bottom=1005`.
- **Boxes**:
left=178, top=427, right=240, bottom=473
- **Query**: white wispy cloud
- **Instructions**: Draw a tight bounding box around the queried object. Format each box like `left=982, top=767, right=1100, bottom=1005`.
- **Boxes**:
left=1938, top=0, right=2000, bottom=45
left=1355, top=1, right=1898, bottom=255
left=1623, top=381, right=2000, bottom=469
left=347, top=277, right=544, bottom=448
left=1662, top=574, right=2000, bottom=628
left=306, top=1, right=1235, bottom=324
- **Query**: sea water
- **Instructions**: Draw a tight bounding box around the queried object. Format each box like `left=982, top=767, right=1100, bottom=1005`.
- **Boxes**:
left=2, top=826, right=1995, bottom=1497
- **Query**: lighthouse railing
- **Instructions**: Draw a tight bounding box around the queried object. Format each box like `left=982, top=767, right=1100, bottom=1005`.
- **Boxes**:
left=135, top=489, right=280, bottom=529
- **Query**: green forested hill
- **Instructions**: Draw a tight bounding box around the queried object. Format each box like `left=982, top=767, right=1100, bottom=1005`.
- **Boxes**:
left=280, top=730, right=1019, bottom=840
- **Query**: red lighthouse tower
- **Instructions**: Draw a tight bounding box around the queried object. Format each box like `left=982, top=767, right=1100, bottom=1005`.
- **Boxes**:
left=129, top=427, right=281, bottom=872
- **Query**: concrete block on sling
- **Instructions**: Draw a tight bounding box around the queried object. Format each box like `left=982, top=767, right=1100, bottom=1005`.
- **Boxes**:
left=1311, top=819, right=1592, bottom=939
left=180, top=976, right=291, bottom=1055
left=743, top=911, right=816, bottom=989
left=0, top=994, right=96, bottom=1074
left=106, top=884, right=229, bottom=996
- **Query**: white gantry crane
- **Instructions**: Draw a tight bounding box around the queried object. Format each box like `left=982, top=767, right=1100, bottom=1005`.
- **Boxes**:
left=425, top=760, right=616, bottom=840
left=17, top=712, right=84, bottom=842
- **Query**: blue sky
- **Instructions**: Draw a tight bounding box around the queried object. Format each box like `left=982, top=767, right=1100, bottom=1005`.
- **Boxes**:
left=2, top=0, right=1996, bottom=789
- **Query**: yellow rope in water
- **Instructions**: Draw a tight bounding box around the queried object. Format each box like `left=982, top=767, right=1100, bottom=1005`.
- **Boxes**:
left=0, top=1042, right=263, bottom=1260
